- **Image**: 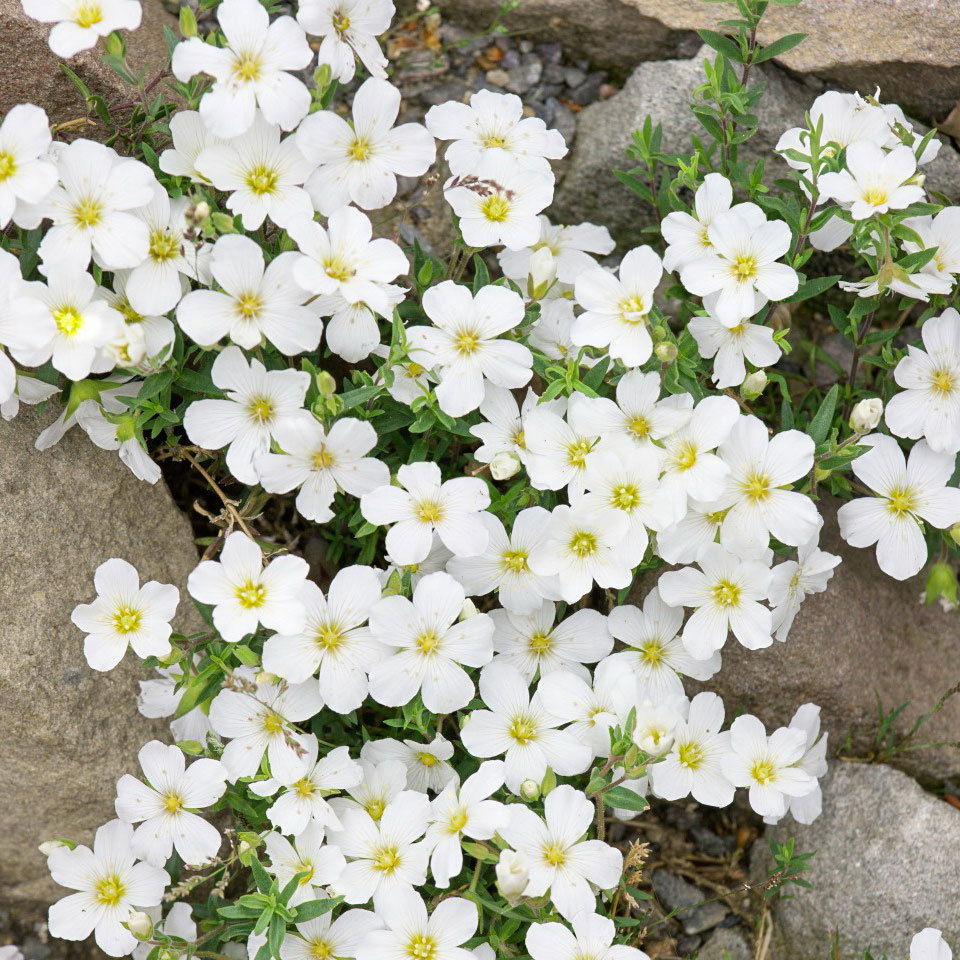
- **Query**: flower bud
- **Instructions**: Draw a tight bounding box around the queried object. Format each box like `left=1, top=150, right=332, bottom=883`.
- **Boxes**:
left=490, top=451, right=521, bottom=481
left=495, top=850, right=529, bottom=904
left=740, top=370, right=768, bottom=400
left=950, top=522, right=960, bottom=547
left=459, top=598, right=479, bottom=620
left=519, top=779, right=540, bottom=802
left=654, top=341, right=677, bottom=363
left=527, top=247, right=556, bottom=301
left=924, top=562, right=958, bottom=609
left=849, top=397, right=883, bottom=434
left=187, top=200, right=211, bottom=225
left=316, top=370, right=337, bottom=396
left=39, top=839, right=71, bottom=856
left=126, top=911, right=154, bottom=940
left=255, top=671, right=276, bottom=686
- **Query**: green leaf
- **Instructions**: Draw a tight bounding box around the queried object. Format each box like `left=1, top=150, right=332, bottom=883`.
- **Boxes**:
left=268, top=912, right=286, bottom=959
left=292, top=897, right=343, bottom=922
left=696, top=28, right=743, bottom=62
left=753, top=32, right=806, bottom=62
left=786, top=275, right=840, bottom=303
left=250, top=857, right=275, bottom=895
left=807, top=384, right=839, bottom=445
left=603, top=786, right=649, bottom=813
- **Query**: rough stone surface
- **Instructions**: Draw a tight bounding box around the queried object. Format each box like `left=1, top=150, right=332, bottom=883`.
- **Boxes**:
left=551, top=46, right=960, bottom=247
left=661, top=495, right=960, bottom=782
left=759, top=762, right=960, bottom=957
left=0, top=0, right=177, bottom=130
left=0, top=406, right=199, bottom=910
left=436, top=0, right=960, bottom=119
left=697, top=927, right=753, bottom=960
left=650, top=870, right=728, bottom=936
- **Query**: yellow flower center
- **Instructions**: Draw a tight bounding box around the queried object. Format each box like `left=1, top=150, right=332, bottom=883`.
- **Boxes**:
left=886, top=486, right=917, bottom=517
left=296, top=860, right=315, bottom=885
left=348, top=138, right=371, bottom=162
left=94, top=874, right=125, bottom=907
left=74, top=1, right=103, bottom=27
left=677, top=741, right=706, bottom=770
left=262, top=712, right=284, bottom=734
left=731, top=255, right=758, bottom=281
left=111, top=605, right=142, bottom=635
left=542, top=843, right=567, bottom=867
left=568, top=531, right=598, bottom=558
left=501, top=549, right=529, bottom=573
left=629, top=414, right=651, bottom=438
left=415, top=631, right=441, bottom=655
left=310, top=940, right=333, bottom=960
left=750, top=759, right=776, bottom=785
left=331, top=9, right=350, bottom=32
left=508, top=714, right=538, bottom=745
left=294, top=777, right=316, bottom=798
left=72, top=197, right=103, bottom=228
left=163, top=791, right=185, bottom=814
left=116, top=297, right=143, bottom=325
left=481, top=194, right=510, bottom=223
left=447, top=808, right=469, bottom=834
left=610, top=483, right=641, bottom=511
left=53, top=306, right=84, bottom=337
left=232, top=52, right=262, bottom=83
left=247, top=397, right=274, bottom=424
left=245, top=165, right=279, bottom=196
left=372, top=845, right=401, bottom=873
left=454, top=330, right=481, bottom=355
left=930, top=368, right=957, bottom=396
left=862, top=187, right=888, bottom=207
left=482, top=134, right=507, bottom=148
left=0, top=152, right=17, bottom=182
left=741, top=471, right=772, bottom=503
left=323, top=257, right=356, bottom=282
left=672, top=440, right=698, bottom=471
left=418, top=752, right=438, bottom=767
left=312, top=446, right=336, bottom=469
left=235, top=293, right=262, bottom=320
left=639, top=639, right=665, bottom=666
left=315, top=623, right=344, bottom=651
left=149, top=229, right=181, bottom=263
left=512, top=427, right=526, bottom=448
left=618, top=295, right=648, bottom=322
left=415, top=500, right=444, bottom=524
left=365, top=798, right=386, bottom=821
left=528, top=631, right=553, bottom=654
left=236, top=579, right=267, bottom=609
left=406, top=935, right=437, bottom=960
left=566, top=437, right=593, bottom=468
left=711, top=580, right=741, bottom=607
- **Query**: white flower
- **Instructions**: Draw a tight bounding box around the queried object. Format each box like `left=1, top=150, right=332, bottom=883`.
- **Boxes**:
left=489, top=600, right=611, bottom=683
left=407, top=280, right=533, bottom=417
left=115, top=741, right=227, bottom=867
left=447, top=507, right=561, bottom=613
left=326, top=790, right=431, bottom=907
left=182, top=346, right=312, bottom=485
left=297, top=78, right=435, bottom=215
left=886, top=308, right=960, bottom=453
left=903, top=208, right=960, bottom=283
left=328, top=758, right=407, bottom=824
left=526, top=912, right=649, bottom=960
left=426, top=90, right=566, bottom=176
left=769, top=537, right=841, bottom=642
left=495, top=849, right=530, bottom=903
left=648, top=692, right=734, bottom=807
left=661, top=173, right=761, bottom=273
left=360, top=461, right=490, bottom=565
left=657, top=543, right=773, bottom=659
left=500, top=785, right=623, bottom=921
left=911, top=929, right=953, bottom=960
left=819, top=141, right=924, bottom=220
left=177, top=234, right=321, bottom=354
left=460, top=661, right=592, bottom=792
left=538, top=661, right=636, bottom=757
left=572, top=246, right=663, bottom=366
left=356, top=887, right=477, bottom=960
left=208, top=669, right=323, bottom=781
left=23, top=0, right=141, bottom=58
left=362, top=735, right=458, bottom=794
left=75, top=401, right=161, bottom=485
left=159, top=111, right=223, bottom=183
left=265, top=822, right=347, bottom=905
left=262, top=566, right=385, bottom=712
left=849, top=396, right=884, bottom=434
left=194, top=113, right=314, bottom=230
left=721, top=714, right=816, bottom=819
left=289, top=206, right=408, bottom=315
left=632, top=697, right=687, bottom=757
left=426, top=761, right=508, bottom=888
left=24, top=139, right=155, bottom=270
left=47, top=820, right=168, bottom=957
left=315, top=287, right=403, bottom=362
left=837, top=434, right=960, bottom=580
left=7, top=266, right=122, bottom=380
left=763, top=703, right=829, bottom=826
left=605, top=588, right=721, bottom=703
left=655, top=502, right=725, bottom=565
left=137, top=664, right=215, bottom=744
left=102, top=270, right=177, bottom=370
left=297, top=0, right=393, bottom=82
left=529, top=500, right=631, bottom=604
left=251, top=740, right=362, bottom=836
left=529, top=298, right=578, bottom=359
left=470, top=385, right=539, bottom=466
left=588, top=370, right=692, bottom=450
left=280, top=909, right=383, bottom=960
left=171, top=0, right=312, bottom=137
left=689, top=312, right=782, bottom=388
left=188, top=531, right=309, bottom=643
left=366, top=571, right=494, bottom=713
left=444, top=156, right=554, bottom=250
left=71, top=558, right=178, bottom=672
left=679, top=206, right=798, bottom=326
left=0, top=371, right=58, bottom=422
left=708, top=416, right=820, bottom=558
left=499, top=216, right=614, bottom=286
left=0, top=104, right=56, bottom=228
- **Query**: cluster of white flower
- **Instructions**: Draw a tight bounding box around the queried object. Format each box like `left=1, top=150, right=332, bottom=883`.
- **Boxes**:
left=9, top=0, right=960, bottom=952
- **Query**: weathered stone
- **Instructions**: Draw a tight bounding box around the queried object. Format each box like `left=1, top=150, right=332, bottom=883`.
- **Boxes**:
left=0, top=0, right=177, bottom=130
left=436, top=0, right=960, bottom=120
left=666, top=495, right=960, bottom=782
left=0, top=406, right=199, bottom=910
left=550, top=46, right=960, bottom=247
left=697, top=927, right=753, bottom=960
left=759, top=762, right=960, bottom=957
left=650, top=870, right=729, bottom=936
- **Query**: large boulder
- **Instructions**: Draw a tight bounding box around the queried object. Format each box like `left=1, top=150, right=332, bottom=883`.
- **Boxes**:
left=758, top=762, right=960, bottom=956
left=0, top=406, right=199, bottom=910
left=0, top=0, right=177, bottom=129
left=436, top=0, right=960, bottom=121
left=550, top=46, right=960, bottom=247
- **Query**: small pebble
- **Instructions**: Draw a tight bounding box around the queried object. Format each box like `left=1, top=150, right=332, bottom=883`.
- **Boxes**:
left=485, top=68, right=510, bottom=88
left=563, top=66, right=587, bottom=88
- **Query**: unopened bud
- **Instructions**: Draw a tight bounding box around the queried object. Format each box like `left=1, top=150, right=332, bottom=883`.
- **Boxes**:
left=495, top=850, right=529, bottom=904
left=654, top=341, right=677, bottom=363
left=519, top=779, right=540, bottom=802
left=210, top=211, right=237, bottom=234
left=126, top=911, right=154, bottom=940
left=849, top=397, right=883, bottom=434
left=950, top=522, right=960, bottom=547
left=490, top=451, right=521, bottom=480
left=39, top=840, right=71, bottom=856
left=255, top=670, right=278, bottom=686
left=527, top=247, right=556, bottom=301
left=188, top=200, right=210, bottom=224
left=741, top=370, right=768, bottom=400
left=459, top=598, right=479, bottom=620
left=924, top=562, right=958, bottom=608
left=316, top=370, right=337, bottom=396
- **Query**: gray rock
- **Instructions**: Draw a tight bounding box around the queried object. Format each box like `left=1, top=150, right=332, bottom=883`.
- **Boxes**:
left=650, top=870, right=729, bottom=936
left=697, top=927, right=753, bottom=960
left=760, top=762, right=960, bottom=957
left=0, top=406, right=200, bottom=911
left=548, top=99, right=577, bottom=148
left=505, top=56, right=543, bottom=95
left=564, top=66, right=587, bottom=88
left=567, top=71, right=607, bottom=106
